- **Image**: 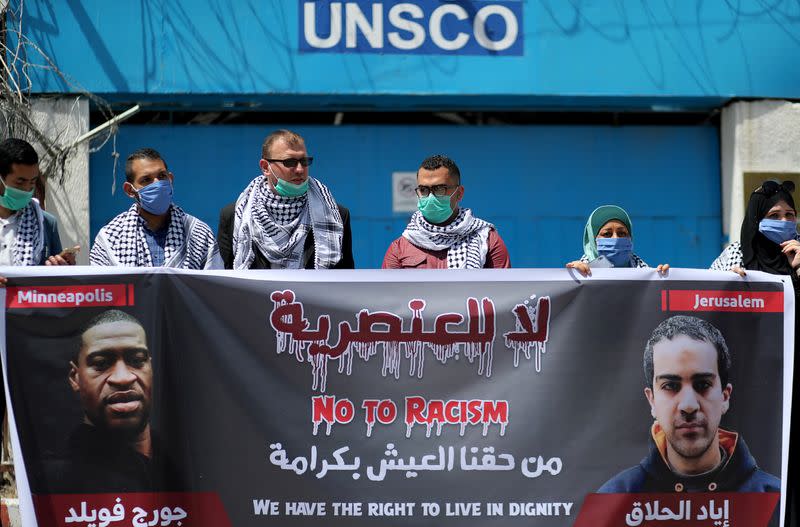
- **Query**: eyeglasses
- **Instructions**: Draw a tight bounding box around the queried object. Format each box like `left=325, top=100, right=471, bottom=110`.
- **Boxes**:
left=265, top=157, right=314, bottom=168
left=414, top=184, right=458, bottom=198
left=758, top=180, right=795, bottom=196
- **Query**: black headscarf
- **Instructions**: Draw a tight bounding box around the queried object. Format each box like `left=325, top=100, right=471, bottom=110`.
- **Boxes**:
left=740, top=181, right=796, bottom=274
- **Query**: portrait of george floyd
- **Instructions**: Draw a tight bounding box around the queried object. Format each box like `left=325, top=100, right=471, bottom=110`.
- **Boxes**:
left=24, top=309, right=184, bottom=494
left=599, top=315, right=780, bottom=494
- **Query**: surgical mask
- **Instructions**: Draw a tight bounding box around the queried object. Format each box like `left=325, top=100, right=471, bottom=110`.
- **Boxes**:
left=0, top=178, right=34, bottom=211
left=270, top=165, right=308, bottom=197
left=134, top=179, right=173, bottom=215
left=596, top=237, right=633, bottom=267
left=418, top=194, right=453, bottom=224
left=759, top=218, right=797, bottom=244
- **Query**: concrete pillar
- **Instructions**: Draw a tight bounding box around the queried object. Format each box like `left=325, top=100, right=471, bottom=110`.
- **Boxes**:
left=29, top=97, right=91, bottom=264
left=721, top=100, right=800, bottom=246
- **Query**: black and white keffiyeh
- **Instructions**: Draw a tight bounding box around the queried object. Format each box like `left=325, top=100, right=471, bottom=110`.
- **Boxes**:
left=402, top=208, right=493, bottom=269
left=710, top=236, right=800, bottom=271
left=709, top=242, right=744, bottom=271
left=90, top=204, right=222, bottom=269
left=233, top=175, right=343, bottom=270
left=12, top=198, right=45, bottom=266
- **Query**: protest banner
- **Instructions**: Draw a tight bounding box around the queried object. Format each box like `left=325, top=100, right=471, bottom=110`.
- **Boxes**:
left=1, top=267, right=791, bottom=526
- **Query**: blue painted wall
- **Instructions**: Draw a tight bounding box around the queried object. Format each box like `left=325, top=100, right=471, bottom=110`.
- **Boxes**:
left=17, top=1, right=800, bottom=107
left=89, top=124, right=720, bottom=269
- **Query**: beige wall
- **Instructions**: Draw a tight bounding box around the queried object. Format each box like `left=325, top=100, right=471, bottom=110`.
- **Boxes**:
left=721, top=100, right=800, bottom=246
left=30, top=97, right=91, bottom=264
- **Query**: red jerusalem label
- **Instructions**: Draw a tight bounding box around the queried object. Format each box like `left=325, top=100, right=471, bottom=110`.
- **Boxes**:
left=6, top=284, right=134, bottom=309
left=661, top=290, right=782, bottom=313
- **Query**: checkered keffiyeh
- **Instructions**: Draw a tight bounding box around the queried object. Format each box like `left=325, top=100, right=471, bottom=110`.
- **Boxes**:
left=402, top=208, right=493, bottom=269
left=90, top=203, right=222, bottom=269
left=232, top=175, right=343, bottom=270
left=708, top=237, right=800, bottom=271
left=710, top=242, right=744, bottom=271
left=264, top=189, right=307, bottom=225
left=13, top=199, right=45, bottom=266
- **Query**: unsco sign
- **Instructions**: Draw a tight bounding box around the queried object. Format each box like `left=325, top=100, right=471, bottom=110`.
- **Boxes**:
left=299, top=1, right=523, bottom=55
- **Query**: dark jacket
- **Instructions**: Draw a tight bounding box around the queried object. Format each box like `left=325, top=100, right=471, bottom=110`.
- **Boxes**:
left=40, top=210, right=63, bottom=264
left=39, top=424, right=180, bottom=494
left=599, top=425, right=780, bottom=493
left=217, top=202, right=354, bottom=269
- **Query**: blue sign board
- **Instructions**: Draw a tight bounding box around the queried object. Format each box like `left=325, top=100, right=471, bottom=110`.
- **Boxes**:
left=299, top=1, right=523, bottom=56
left=12, top=0, right=800, bottom=107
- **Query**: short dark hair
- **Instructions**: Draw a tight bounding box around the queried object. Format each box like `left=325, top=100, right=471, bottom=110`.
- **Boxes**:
left=0, top=138, right=39, bottom=178
left=643, top=315, right=732, bottom=389
left=418, top=154, right=461, bottom=184
left=75, top=310, right=146, bottom=363
left=125, top=148, right=168, bottom=183
left=261, top=129, right=305, bottom=159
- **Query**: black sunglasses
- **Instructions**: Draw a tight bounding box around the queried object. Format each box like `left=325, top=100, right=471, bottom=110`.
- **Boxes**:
left=266, top=157, right=313, bottom=168
left=757, top=180, right=795, bottom=196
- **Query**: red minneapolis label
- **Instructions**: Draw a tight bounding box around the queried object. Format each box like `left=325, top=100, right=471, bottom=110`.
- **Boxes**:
left=661, top=290, right=783, bottom=313
left=6, top=284, right=134, bottom=308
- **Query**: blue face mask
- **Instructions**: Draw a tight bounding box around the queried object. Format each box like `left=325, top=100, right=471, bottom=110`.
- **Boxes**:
left=759, top=218, right=797, bottom=244
left=596, top=237, right=633, bottom=267
left=135, top=179, right=173, bottom=215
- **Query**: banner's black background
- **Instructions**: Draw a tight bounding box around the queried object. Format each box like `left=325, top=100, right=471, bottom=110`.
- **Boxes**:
left=5, top=272, right=786, bottom=526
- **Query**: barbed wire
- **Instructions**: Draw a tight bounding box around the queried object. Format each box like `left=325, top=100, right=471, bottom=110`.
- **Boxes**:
left=0, top=0, right=120, bottom=188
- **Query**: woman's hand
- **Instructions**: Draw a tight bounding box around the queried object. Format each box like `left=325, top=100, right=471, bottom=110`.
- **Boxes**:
left=566, top=260, right=591, bottom=277
left=780, top=239, right=800, bottom=271
left=731, top=266, right=746, bottom=277
left=656, top=264, right=670, bottom=275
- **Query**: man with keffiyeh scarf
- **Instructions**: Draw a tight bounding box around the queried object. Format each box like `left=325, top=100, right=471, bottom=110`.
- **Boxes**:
left=217, top=129, right=354, bottom=270
left=0, top=137, right=74, bottom=466
left=382, top=154, right=510, bottom=269
left=0, top=138, right=73, bottom=277
left=90, top=148, right=222, bottom=270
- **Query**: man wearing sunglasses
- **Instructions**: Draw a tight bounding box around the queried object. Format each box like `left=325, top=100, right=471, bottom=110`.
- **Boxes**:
left=382, top=154, right=510, bottom=269
left=217, top=129, right=354, bottom=269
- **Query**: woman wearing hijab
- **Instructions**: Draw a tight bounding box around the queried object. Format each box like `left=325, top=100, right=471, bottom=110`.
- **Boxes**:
left=566, top=204, right=668, bottom=276
left=711, top=180, right=800, bottom=527
left=710, top=180, right=800, bottom=276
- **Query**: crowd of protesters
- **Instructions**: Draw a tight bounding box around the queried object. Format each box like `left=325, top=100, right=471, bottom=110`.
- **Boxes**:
left=1, top=132, right=798, bottom=524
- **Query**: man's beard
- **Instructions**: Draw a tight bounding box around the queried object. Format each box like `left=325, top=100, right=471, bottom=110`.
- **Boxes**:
left=669, top=426, right=714, bottom=460
left=90, top=405, right=151, bottom=441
